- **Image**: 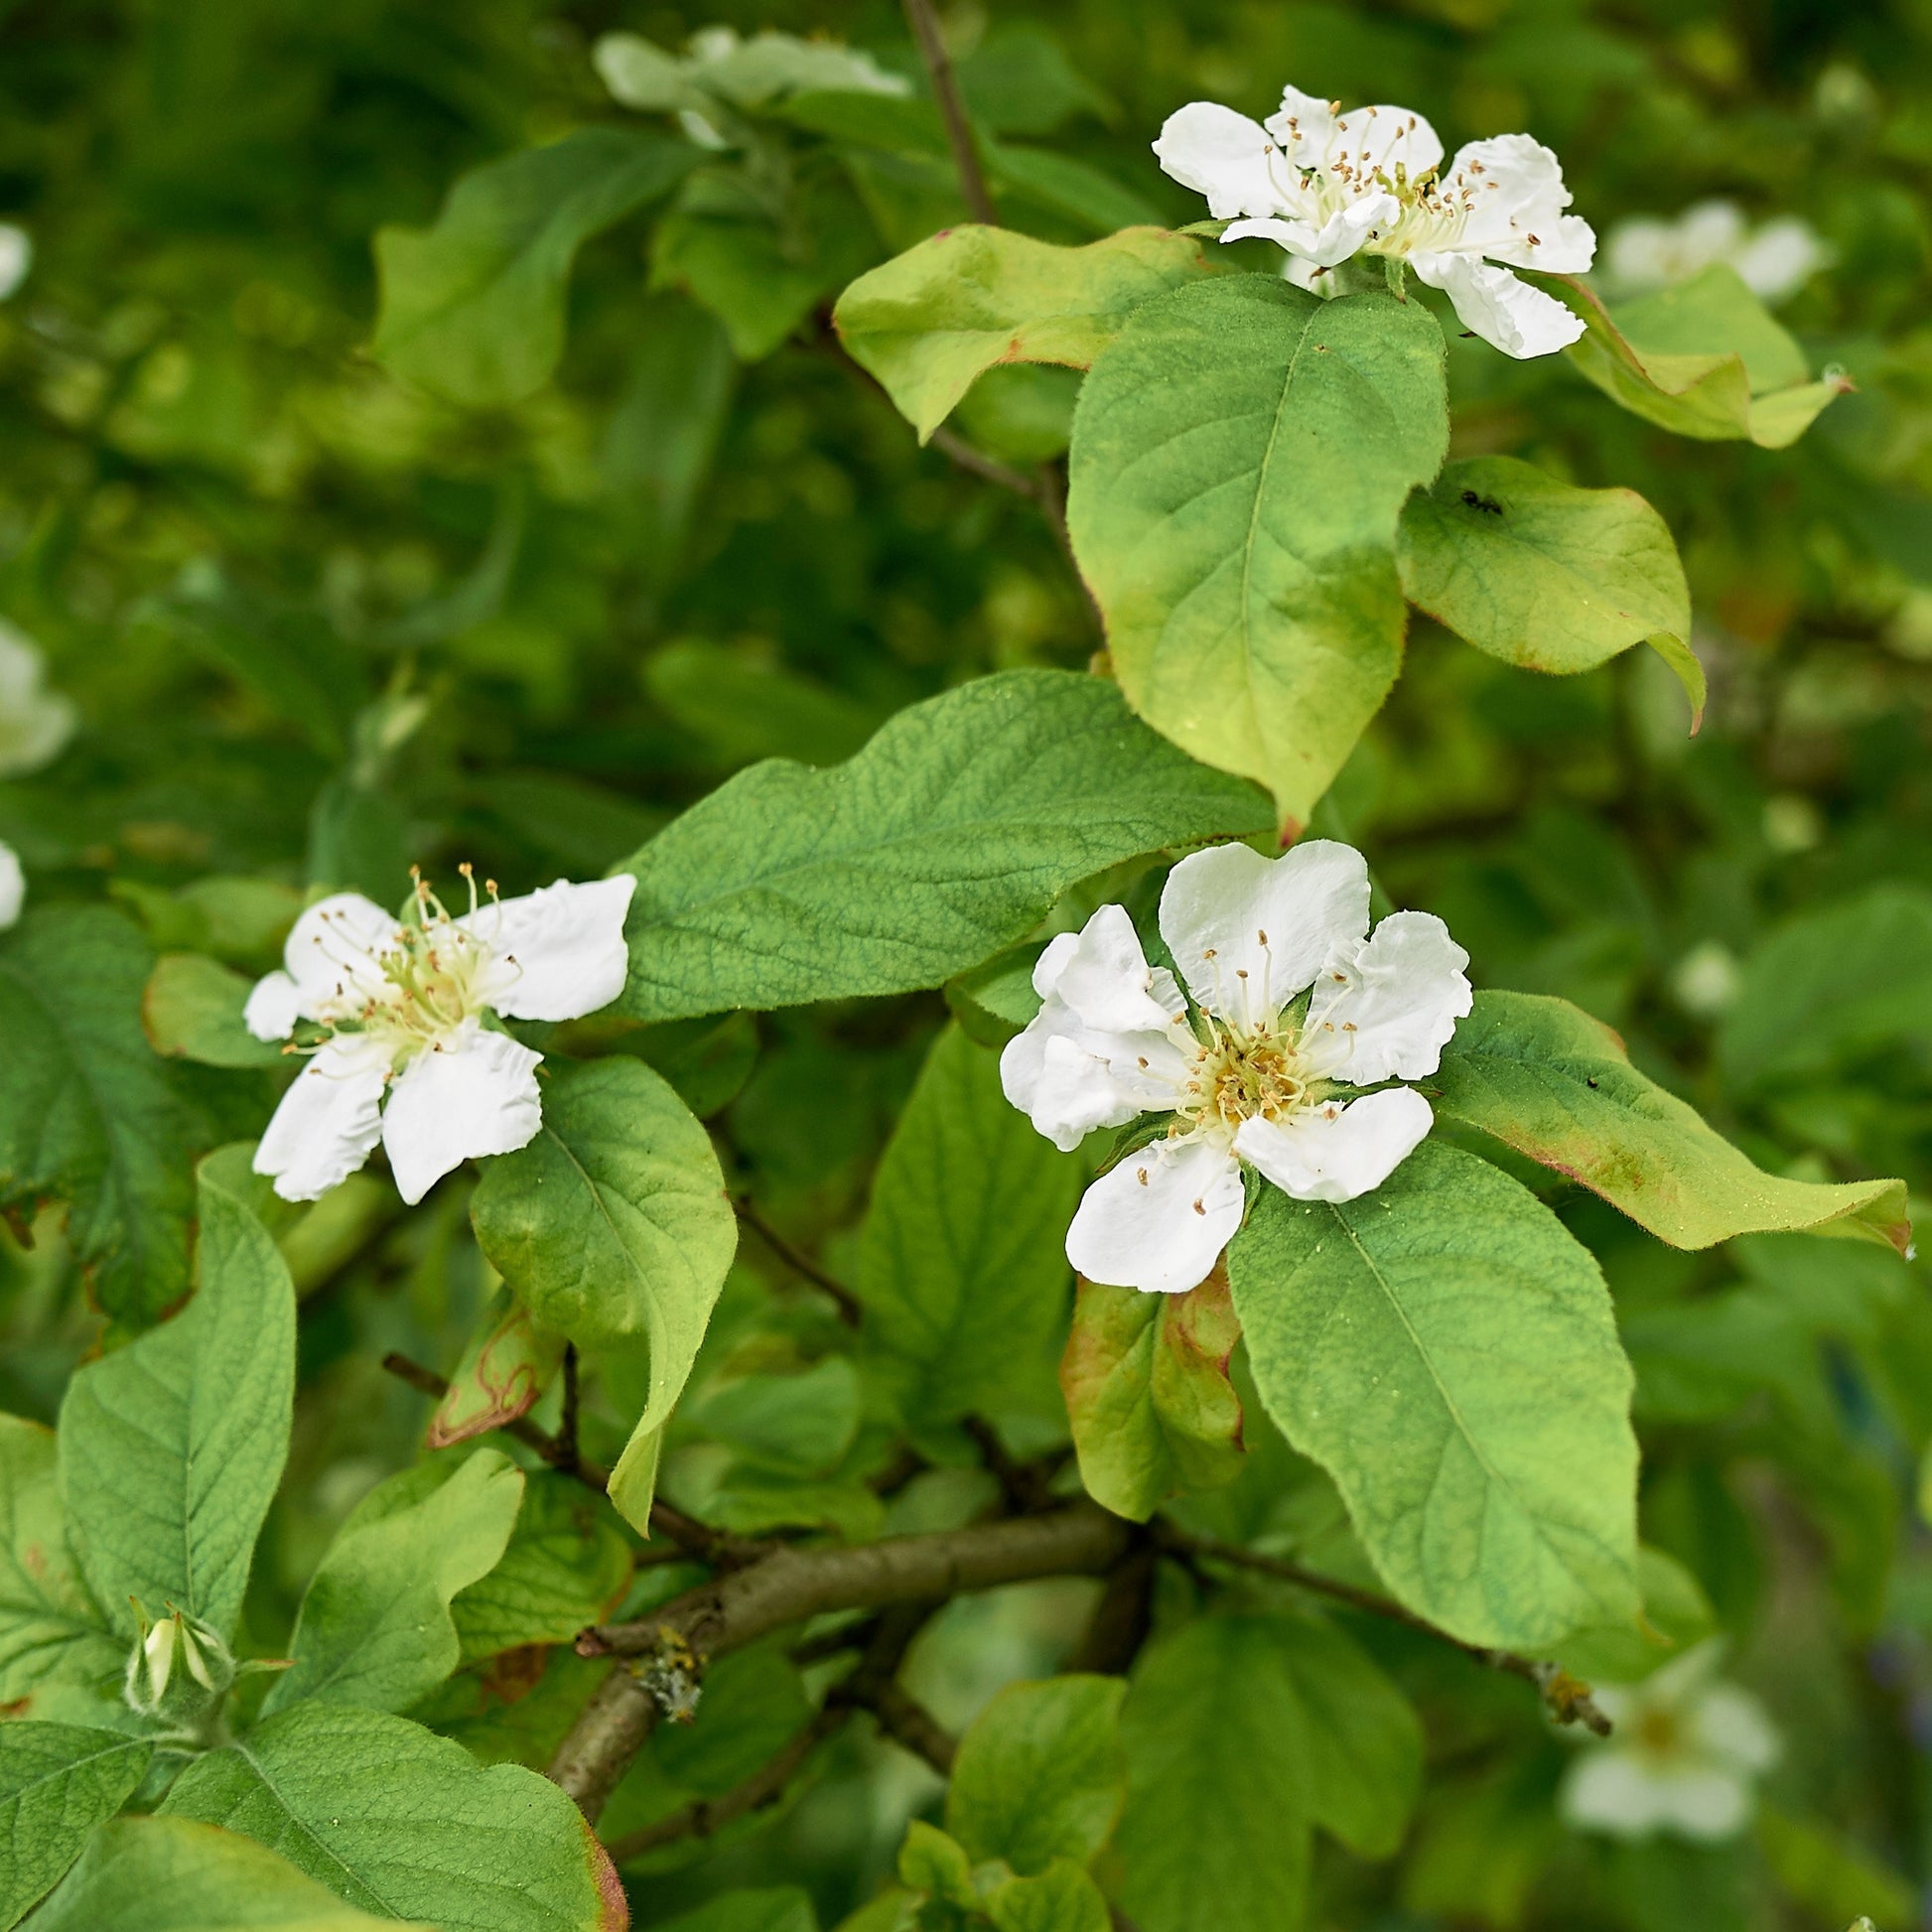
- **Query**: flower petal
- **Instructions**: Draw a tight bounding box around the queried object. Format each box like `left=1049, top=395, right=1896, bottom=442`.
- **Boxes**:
left=381, top=1026, right=545, bottom=1206
left=253, top=1035, right=390, bottom=1203
left=1560, top=1751, right=1672, bottom=1839
left=1152, top=101, right=1282, bottom=220
left=243, top=971, right=303, bottom=1041
left=1691, top=1686, right=1779, bottom=1774
left=465, top=875, right=637, bottom=1022
left=1266, top=89, right=1444, bottom=177
left=1065, top=1134, right=1245, bottom=1293
left=1302, top=909, right=1471, bottom=1083
left=1410, top=252, right=1585, bottom=358
left=280, top=892, right=403, bottom=1020
left=1159, top=839, right=1370, bottom=1022
left=1234, top=1085, right=1432, bottom=1203
left=1734, top=215, right=1824, bottom=304
left=1035, top=903, right=1187, bottom=1035
left=1001, top=1004, right=1194, bottom=1155
left=0, top=841, right=21, bottom=931
left=1639, top=1765, right=1753, bottom=1842
left=1446, top=134, right=1595, bottom=273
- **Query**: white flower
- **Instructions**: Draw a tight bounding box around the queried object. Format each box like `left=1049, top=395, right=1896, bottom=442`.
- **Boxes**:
left=0, top=841, right=21, bottom=932
left=0, top=225, right=29, bottom=302
left=1000, top=840, right=1471, bottom=1294
left=245, top=867, right=636, bottom=1205
left=0, top=620, right=77, bottom=777
left=1603, top=201, right=1826, bottom=307
left=1154, top=85, right=1595, bottom=357
left=1560, top=1641, right=1779, bottom=1843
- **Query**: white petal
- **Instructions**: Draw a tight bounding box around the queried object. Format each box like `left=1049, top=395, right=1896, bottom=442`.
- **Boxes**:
left=1639, top=1764, right=1753, bottom=1842
left=1734, top=216, right=1824, bottom=303
left=1410, top=253, right=1585, bottom=358
left=465, top=876, right=636, bottom=1022
left=1152, top=102, right=1283, bottom=221
left=380, top=1027, right=545, bottom=1206
left=1301, top=197, right=1401, bottom=267
left=1302, top=910, right=1472, bottom=1083
left=253, top=1035, right=391, bottom=1203
left=1234, top=1085, right=1432, bottom=1203
left=1266, top=90, right=1444, bottom=176
left=281, top=892, right=403, bottom=1020
left=1223, top=214, right=1330, bottom=256
left=1034, top=903, right=1186, bottom=1035
left=0, top=842, right=21, bottom=930
left=1065, top=1135, right=1245, bottom=1293
left=1000, top=1003, right=1194, bottom=1154
left=1159, top=840, right=1369, bottom=1022
left=1560, top=1751, right=1671, bottom=1839
left=1692, top=1685, right=1779, bottom=1774
left=1446, top=134, right=1595, bottom=272
left=243, top=971, right=304, bottom=1041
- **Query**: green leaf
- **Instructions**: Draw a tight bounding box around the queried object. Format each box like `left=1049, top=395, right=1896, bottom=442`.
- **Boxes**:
left=856, top=1026, right=1079, bottom=1430
left=1433, top=991, right=1911, bottom=1254
left=1060, top=1272, right=1243, bottom=1521
left=1396, top=456, right=1698, bottom=712
left=0, top=1722, right=151, bottom=1927
left=897, top=1820, right=976, bottom=1906
left=834, top=224, right=1219, bottom=441
left=470, top=1058, right=738, bottom=1534
left=0, top=906, right=210, bottom=1323
left=450, top=1471, right=632, bottom=1664
left=657, top=1891, right=817, bottom=1932
left=643, top=639, right=884, bottom=769
left=1229, top=1141, right=1639, bottom=1649
left=31, top=1816, right=409, bottom=1931
left=141, top=954, right=286, bottom=1068
left=60, top=1160, right=295, bottom=1640
left=1546, top=265, right=1848, bottom=448
left=0, top=1417, right=120, bottom=1709
left=263, top=1449, right=524, bottom=1716
left=373, top=129, right=697, bottom=407
left=1557, top=1545, right=1715, bottom=1685
left=615, top=668, right=1270, bottom=1023
left=946, top=1675, right=1127, bottom=1875
left=1067, top=277, right=1449, bottom=833
left=426, top=1293, right=567, bottom=1449
left=985, top=1861, right=1114, bottom=1932
left=161, top=1702, right=624, bottom=1930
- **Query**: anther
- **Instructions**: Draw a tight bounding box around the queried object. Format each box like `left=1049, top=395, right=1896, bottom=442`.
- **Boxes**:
left=1192, top=1199, right=1207, bottom=1215
left=1137, top=1168, right=1150, bottom=1186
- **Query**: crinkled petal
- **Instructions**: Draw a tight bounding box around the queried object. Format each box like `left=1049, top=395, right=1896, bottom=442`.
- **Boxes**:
left=1225, top=200, right=1398, bottom=269
left=1234, top=1085, right=1432, bottom=1203
left=465, top=875, right=637, bottom=1022
left=1692, top=1686, right=1779, bottom=1774
left=1447, top=133, right=1594, bottom=272
left=1560, top=1751, right=1673, bottom=1839
left=1034, top=903, right=1186, bottom=1035
left=1302, top=909, right=1472, bottom=1083
left=1223, top=214, right=1329, bottom=256
left=1266, top=89, right=1443, bottom=176
left=1411, top=252, right=1585, bottom=358
left=1159, top=840, right=1370, bottom=1022
left=381, top=1026, right=545, bottom=1206
left=253, top=1035, right=391, bottom=1203
left=1000, top=1002, right=1194, bottom=1154
left=280, top=892, right=403, bottom=1020
left=243, top=970, right=305, bottom=1042
left=1152, top=101, right=1284, bottom=220
left=1065, top=1134, right=1245, bottom=1293
left=0, top=841, right=21, bottom=931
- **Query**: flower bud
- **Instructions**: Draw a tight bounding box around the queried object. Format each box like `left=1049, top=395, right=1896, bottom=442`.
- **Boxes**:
left=123, top=1602, right=233, bottom=1720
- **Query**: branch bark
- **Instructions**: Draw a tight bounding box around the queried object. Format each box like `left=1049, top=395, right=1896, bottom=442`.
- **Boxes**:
left=733, top=1194, right=864, bottom=1327
left=900, top=0, right=996, bottom=225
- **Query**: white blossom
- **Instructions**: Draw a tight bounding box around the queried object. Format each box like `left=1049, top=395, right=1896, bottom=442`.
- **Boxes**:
left=245, top=867, right=636, bottom=1205
left=1154, top=85, right=1595, bottom=357
left=1001, top=841, right=1471, bottom=1294
left=0, top=620, right=77, bottom=777
left=1603, top=201, right=1826, bottom=307
left=0, top=841, right=21, bottom=932
left=1560, top=1642, right=1778, bottom=1842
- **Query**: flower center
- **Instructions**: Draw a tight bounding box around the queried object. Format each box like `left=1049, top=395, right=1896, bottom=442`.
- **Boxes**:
left=1634, top=1707, right=1683, bottom=1757
left=1177, top=1015, right=1322, bottom=1138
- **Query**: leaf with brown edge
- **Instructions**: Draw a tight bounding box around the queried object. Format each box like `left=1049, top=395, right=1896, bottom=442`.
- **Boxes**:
left=1062, top=1263, right=1244, bottom=1522
left=428, top=1292, right=568, bottom=1449
left=1431, top=990, right=1911, bottom=1255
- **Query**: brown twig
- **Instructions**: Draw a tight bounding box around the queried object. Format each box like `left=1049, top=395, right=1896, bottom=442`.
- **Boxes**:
left=900, top=0, right=996, bottom=225
left=928, top=425, right=1037, bottom=497
left=733, top=1194, right=864, bottom=1328
left=1163, top=1527, right=1612, bottom=1735
left=557, top=1343, right=581, bottom=1476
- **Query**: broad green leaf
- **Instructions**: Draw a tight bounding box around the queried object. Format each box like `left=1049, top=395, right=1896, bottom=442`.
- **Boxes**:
left=450, top=1471, right=632, bottom=1663
left=656, top=1891, right=817, bottom=1932
left=985, top=1861, right=1113, bottom=1932
left=1546, top=265, right=1849, bottom=448
left=264, top=1449, right=524, bottom=1715
left=1719, top=886, right=1932, bottom=1094
left=1061, top=1271, right=1243, bottom=1521
left=1229, top=1141, right=1639, bottom=1649
left=897, top=1821, right=976, bottom=1905
left=32, top=1816, right=408, bottom=1931
left=1557, top=1545, right=1715, bottom=1685
left=1067, top=277, right=1449, bottom=832
left=0, top=906, right=209, bottom=1323
left=1116, top=1616, right=1311, bottom=1932
left=0, top=1417, right=119, bottom=1708
left=946, top=1675, right=1127, bottom=1875
left=373, top=129, right=697, bottom=407
left=142, top=953, right=286, bottom=1068
left=0, top=1722, right=151, bottom=1927
left=60, top=1161, right=295, bottom=1640
left=161, top=1702, right=624, bottom=1931
left=856, top=1026, right=1079, bottom=1430
left=834, top=224, right=1218, bottom=440
left=682, top=1358, right=862, bottom=1475
left=427, top=1293, right=567, bottom=1449
left=1433, top=991, right=1911, bottom=1253
left=1396, top=456, right=1699, bottom=716
left=470, top=1058, right=737, bottom=1534
left=615, top=669, right=1270, bottom=1023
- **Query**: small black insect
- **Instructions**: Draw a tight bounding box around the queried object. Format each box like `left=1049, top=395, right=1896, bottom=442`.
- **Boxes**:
left=1461, top=489, right=1504, bottom=515
left=1586, top=1077, right=1600, bottom=1089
